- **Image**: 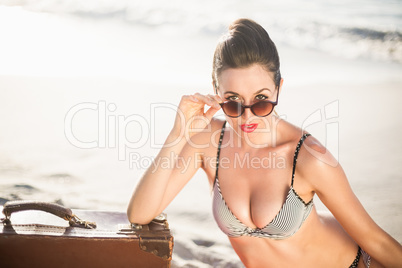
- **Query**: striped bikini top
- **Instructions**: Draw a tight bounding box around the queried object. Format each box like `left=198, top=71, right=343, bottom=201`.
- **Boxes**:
left=212, top=121, right=314, bottom=239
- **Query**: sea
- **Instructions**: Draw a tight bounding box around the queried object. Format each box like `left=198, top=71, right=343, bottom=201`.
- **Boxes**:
left=0, top=0, right=401, bottom=267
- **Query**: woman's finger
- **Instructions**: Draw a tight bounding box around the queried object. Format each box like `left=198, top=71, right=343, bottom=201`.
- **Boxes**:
left=193, top=93, right=217, bottom=107
left=189, top=95, right=199, bottom=103
left=208, top=94, right=222, bottom=107
left=204, top=94, right=220, bottom=108
left=213, top=94, right=224, bottom=103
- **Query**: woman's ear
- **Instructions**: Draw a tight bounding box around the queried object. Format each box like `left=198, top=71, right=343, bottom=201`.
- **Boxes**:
left=279, top=78, right=284, bottom=94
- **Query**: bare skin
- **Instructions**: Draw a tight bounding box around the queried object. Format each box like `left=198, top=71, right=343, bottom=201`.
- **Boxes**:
left=127, top=64, right=402, bottom=267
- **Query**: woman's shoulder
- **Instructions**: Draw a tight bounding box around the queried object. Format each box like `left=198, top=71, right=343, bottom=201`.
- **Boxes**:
left=279, top=120, right=329, bottom=159
left=298, top=133, right=339, bottom=171
left=287, top=130, right=341, bottom=188
left=278, top=120, right=342, bottom=197
left=279, top=119, right=340, bottom=176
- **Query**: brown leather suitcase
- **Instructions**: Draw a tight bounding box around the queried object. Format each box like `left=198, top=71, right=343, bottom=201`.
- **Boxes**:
left=0, top=200, right=173, bottom=268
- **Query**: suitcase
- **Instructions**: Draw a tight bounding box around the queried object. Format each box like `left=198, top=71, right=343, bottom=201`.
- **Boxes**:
left=0, top=200, right=173, bottom=268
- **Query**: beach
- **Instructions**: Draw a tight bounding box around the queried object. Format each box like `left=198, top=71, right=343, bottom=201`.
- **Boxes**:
left=1, top=2, right=401, bottom=267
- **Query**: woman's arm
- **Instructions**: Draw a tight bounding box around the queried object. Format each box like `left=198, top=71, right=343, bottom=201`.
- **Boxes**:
left=127, top=93, right=222, bottom=224
left=299, top=137, right=402, bottom=267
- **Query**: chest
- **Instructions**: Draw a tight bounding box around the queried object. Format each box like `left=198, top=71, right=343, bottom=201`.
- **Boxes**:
left=207, top=146, right=295, bottom=229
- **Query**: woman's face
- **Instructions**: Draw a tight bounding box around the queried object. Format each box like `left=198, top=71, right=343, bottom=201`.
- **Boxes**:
left=217, top=64, right=280, bottom=136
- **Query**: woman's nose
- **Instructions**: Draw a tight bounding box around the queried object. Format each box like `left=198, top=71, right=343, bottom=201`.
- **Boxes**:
left=242, top=106, right=254, bottom=122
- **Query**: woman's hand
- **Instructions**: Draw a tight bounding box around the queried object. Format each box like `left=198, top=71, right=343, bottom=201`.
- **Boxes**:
left=171, top=93, right=222, bottom=139
left=128, top=92, right=222, bottom=224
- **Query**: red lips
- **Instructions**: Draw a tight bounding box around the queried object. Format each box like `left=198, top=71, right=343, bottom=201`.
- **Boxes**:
left=240, top=123, right=258, bottom=133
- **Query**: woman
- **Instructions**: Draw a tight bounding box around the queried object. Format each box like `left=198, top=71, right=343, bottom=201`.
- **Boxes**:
left=127, top=19, right=402, bottom=267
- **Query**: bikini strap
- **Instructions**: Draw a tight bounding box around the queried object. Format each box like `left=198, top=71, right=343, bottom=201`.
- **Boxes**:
left=214, top=121, right=227, bottom=186
left=291, top=133, right=312, bottom=186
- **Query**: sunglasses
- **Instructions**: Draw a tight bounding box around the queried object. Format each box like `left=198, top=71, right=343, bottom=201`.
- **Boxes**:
left=219, top=89, right=279, bottom=118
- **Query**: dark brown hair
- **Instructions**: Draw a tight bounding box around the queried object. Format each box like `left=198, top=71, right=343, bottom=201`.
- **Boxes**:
left=212, top=18, right=281, bottom=93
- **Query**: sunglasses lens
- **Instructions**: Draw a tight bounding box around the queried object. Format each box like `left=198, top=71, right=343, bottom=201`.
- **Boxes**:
left=221, top=100, right=276, bottom=117
left=222, top=101, right=243, bottom=117
left=252, top=101, right=274, bottom=116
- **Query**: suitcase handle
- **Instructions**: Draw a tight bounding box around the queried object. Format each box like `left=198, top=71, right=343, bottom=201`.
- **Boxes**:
left=1, top=200, right=96, bottom=229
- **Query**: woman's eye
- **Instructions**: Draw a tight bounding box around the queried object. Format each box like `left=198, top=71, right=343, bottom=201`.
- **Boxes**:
left=226, top=96, right=239, bottom=101
left=255, top=94, right=268, bottom=100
